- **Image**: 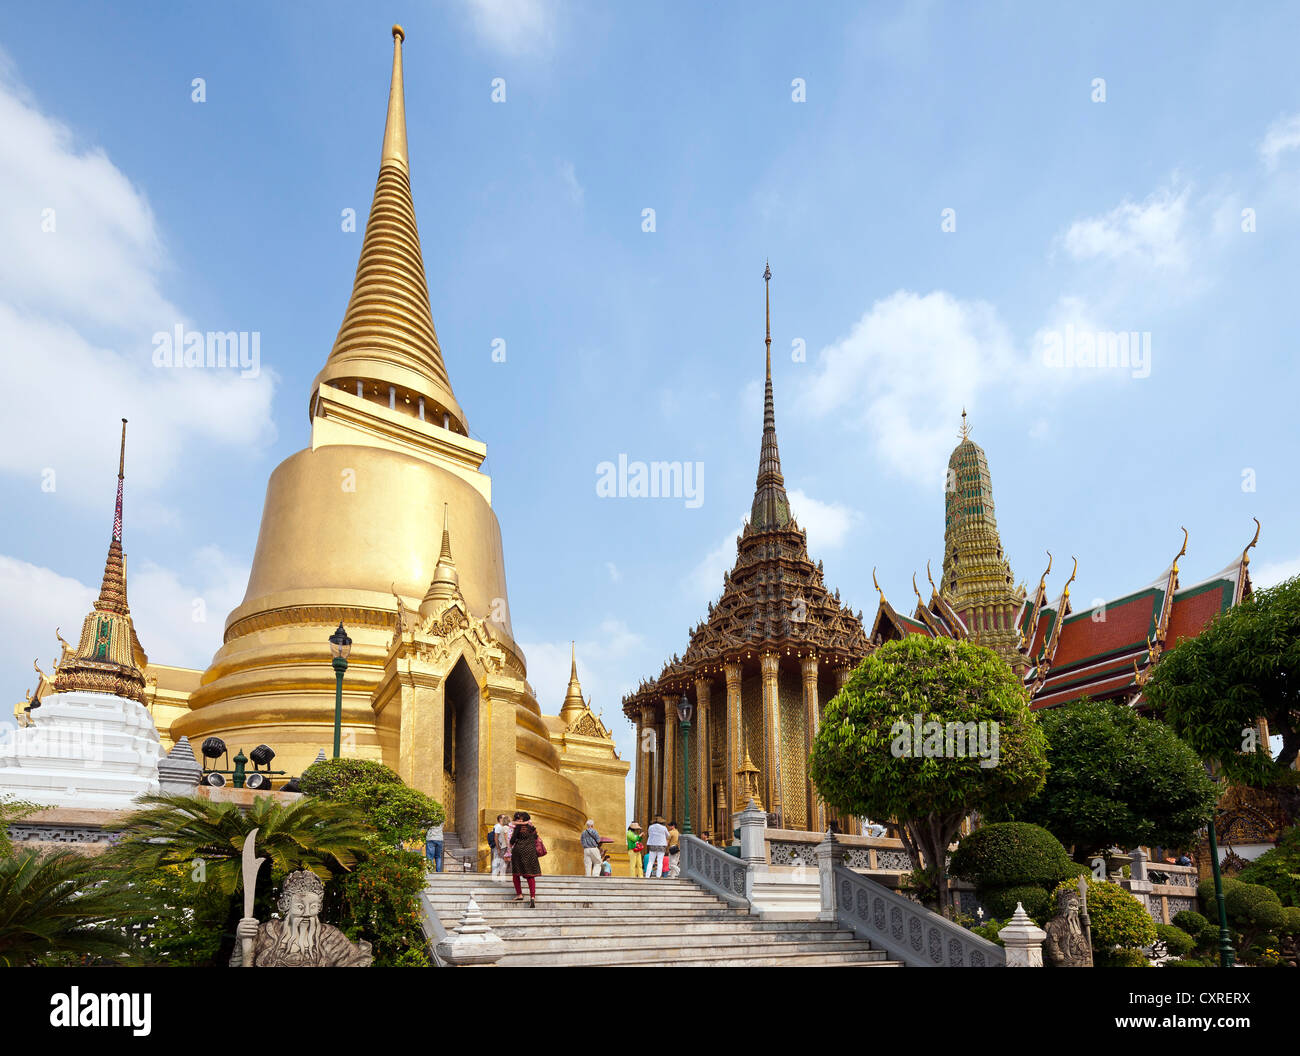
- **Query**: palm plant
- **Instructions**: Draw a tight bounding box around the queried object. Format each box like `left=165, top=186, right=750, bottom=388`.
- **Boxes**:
left=105, top=793, right=373, bottom=892
left=0, top=849, right=139, bottom=966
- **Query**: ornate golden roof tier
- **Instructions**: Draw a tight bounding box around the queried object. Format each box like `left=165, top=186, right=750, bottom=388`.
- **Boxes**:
left=310, top=25, right=467, bottom=439
left=52, top=420, right=148, bottom=704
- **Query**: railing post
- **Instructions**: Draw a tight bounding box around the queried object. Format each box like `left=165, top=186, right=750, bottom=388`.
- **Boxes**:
left=998, top=903, right=1046, bottom=967
left=737, top=798, right=767, bottom=866
left=815, top=831, right=845, bottom=922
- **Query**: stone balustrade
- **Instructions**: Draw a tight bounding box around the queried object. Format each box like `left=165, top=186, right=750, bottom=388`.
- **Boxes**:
left=680, top=833, right=753, bottom=908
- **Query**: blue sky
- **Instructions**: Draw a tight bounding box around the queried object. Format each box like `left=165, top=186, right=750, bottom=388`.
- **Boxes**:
left=2, top=1, right=1298, bottom=798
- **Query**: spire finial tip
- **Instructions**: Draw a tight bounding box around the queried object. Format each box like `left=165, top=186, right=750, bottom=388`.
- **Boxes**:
left=392, top=24, right=405, bottom=42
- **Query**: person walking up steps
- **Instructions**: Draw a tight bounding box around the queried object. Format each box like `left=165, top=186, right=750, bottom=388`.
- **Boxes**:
left=509, top=810, right=543, bottom=906
left=581, top=819, right=603, bottom=877
left=667, top=821, right=681, bottom=878
left=425, top=818, right=444, bottom=873
left=645, top=816, right=669, bottom=878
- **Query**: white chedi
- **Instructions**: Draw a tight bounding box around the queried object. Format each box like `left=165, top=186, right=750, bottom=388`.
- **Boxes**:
left=0, top=691, right=164, bottom=809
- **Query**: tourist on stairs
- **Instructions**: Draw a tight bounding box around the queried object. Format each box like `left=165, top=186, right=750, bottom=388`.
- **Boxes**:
left=581, top=819, right=603, bottom=877
left=626, top=821, right=644, bottom=877
left=491, top=813, right=509, bottom=878
left=645, top=816, right=669, bottom=878
left=510, top=811, right=542, bottom=907
left=426, top=818, right=444, bottom=873
left=667, top=821, right=681, bottom=877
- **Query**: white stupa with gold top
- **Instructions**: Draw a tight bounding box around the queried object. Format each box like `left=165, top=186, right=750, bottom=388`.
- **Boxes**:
left=0, top=421, right=164, bottom=809
left=164, top=27, right=626, bottom=873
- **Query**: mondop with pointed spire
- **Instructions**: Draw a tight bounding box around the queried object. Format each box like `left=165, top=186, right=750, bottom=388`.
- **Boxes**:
left=622, top=266, right=868, bottom=836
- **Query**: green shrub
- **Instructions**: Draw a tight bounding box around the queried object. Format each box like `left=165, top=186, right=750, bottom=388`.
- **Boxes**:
left=1281, top=906, right=1300, bottom=936
left=970, top=919, right=1005, bottom=946
left=1195, top=875, right=1287, bottom=955
left=1100, top=946, right=1151, bottom=967
left=299, top=758, right=404, bottom=797
left=302, top=759, right=444, bottom=844
left=1165, top=956, right=1213, bottom=967
left=951, top=823, right=1078, bottom=889
left=1054, top=876, right=1156, bottom=959
left=1155, top=923, right=1195, bottom=957
left=1171, top=909, right=1209, bottom=937
left=982, top=885, right=1051, bottom=924
left=1237, top=826, right=1300, bottom=907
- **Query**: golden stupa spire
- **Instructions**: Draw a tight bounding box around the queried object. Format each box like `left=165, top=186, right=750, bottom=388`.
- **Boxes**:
left=312, top=25, right=468, bottom=437
left=382, top=25, right=409, bottom=173
left=53, top=419, right=147, bottom=703
left=560, top=641, right=587, bottom=724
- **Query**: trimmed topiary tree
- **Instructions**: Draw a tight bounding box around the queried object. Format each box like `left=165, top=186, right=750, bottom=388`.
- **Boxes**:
left=810, top=636, right=1047, bottom=911
left=1010, top=700, right=1218, bottom=861
left=1197, top=875, right=1287, bottom=957
left=1155, top=922, right=1195, bottom=958
left=950, top=821, right=1080, bottom=922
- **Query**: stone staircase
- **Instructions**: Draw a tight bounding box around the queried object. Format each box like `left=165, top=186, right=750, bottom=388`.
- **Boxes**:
left=439, top=831, right=478, bottom=871
left=423, top=873, right=902, bottom=967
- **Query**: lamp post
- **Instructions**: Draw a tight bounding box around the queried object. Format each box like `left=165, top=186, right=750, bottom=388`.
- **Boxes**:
left=676, top=693, right=693, bottom=835
left=1203, top=762, right=1236, bottom=968
left=329, top=622, right=352, bottom=759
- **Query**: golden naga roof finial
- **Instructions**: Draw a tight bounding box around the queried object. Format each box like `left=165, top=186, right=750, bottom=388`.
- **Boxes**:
left=873, top=567, right=885, bottom=604
left=54, top=626, right=70, bottom=654
left=1242, top=517, right=1261, bottom=567
left=926, top=559, right=937, bottom=595
left=1172, top=526, right=1188, bottom=575
left=33, top=658, right=46, bottom=681
left=912, top=572, right=924, bottom=606
left=1062, top=556, right=1078, bottom=600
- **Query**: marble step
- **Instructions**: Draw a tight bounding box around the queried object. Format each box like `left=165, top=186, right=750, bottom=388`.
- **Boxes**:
left=496, top=941, right=896, bottom=967
left=487, top=928, right=862, bottom=953
left=478, top=918, right=841, bottom=939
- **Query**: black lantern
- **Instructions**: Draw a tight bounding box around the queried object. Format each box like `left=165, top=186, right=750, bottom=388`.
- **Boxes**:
left=328, top=622, right=352, bottom=661
left=675, top=694, right=693, bottom=725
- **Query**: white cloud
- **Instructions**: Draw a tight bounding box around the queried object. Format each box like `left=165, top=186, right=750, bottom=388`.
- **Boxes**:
left=799, top=290, right=1017, bottom=485
left=1058, top=184, right=1192, bottom=272
left=1252, top=557, right=1300, bottom=590
left=787, top=489, right=855, bottom=551
left=605, top=561, right=621, bottom=583
left=1260, top=113, right=1300, bottom=170
left=461, top=0, right=557, bottom=56
left=0, top=70, right=277, bottom=508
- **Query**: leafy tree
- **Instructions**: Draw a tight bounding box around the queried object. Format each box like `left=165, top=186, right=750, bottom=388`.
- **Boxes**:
left=1145, top=575, right=1300, bottom=783
left=1197, top=875, right=1286, bottom=955
left=1010, top=700, right=1218, bottom=860
left=300, top=758, right=442, bottom=966
left=810, top=636, right=1048, bottom=911
left=0, top=850, right=141, bottom=966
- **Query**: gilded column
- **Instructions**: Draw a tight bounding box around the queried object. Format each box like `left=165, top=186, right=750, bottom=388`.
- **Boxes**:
left=801, top=655, right=822, bottom=834
left=640, top=703, right=658, bottom=823
left=660, top=694, right=677, bottom=822
left=694, top=676, right=711, bottom=836
left=724, top=662, right=742, bottom=822
left=633, top=708, right=646, bottom=823
left=760, top=652, right=782, bottom=825
left=834, top=666, right=851, bottom=693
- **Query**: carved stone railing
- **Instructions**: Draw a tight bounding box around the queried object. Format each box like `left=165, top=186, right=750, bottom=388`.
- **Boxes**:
left=681, top=834, right=752, bottom=909
left=824, top=857, right=1006, bottom=967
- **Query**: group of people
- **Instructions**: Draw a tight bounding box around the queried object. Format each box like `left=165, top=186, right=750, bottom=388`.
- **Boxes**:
left=425, top=811, right=545, bottom=906
left=625, top=816, right=682, bottom=878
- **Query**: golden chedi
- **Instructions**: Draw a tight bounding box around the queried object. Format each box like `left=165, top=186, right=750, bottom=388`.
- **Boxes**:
left=171, top=27, right=625, bottom=874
